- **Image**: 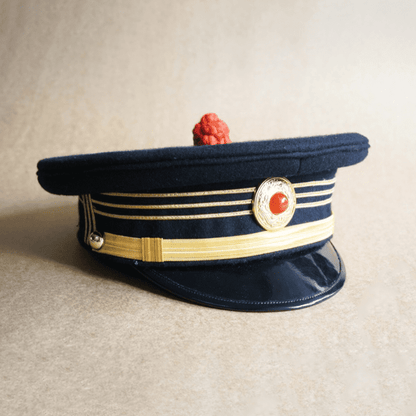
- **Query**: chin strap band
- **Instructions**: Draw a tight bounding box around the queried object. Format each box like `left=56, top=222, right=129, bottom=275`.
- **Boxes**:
left=90, top=215, right=334, bottom=263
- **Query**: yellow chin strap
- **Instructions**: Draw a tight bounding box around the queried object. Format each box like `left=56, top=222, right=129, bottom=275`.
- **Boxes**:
left=90, top=215, right=334, bottom=263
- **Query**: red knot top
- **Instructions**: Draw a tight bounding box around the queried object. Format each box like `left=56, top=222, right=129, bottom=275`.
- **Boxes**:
left=193, top=113, right=231, bottom=146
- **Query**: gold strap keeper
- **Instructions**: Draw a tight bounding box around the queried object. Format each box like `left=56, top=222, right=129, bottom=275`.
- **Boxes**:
left=142, top=238, right=164, bottom=262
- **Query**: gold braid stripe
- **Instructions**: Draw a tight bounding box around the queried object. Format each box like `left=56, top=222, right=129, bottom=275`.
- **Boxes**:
left=93, top=215, right=334, bottom=262
left=93, top=208, right=253, bottom=220
left=292, top=178, right=336, bottom=188
left=296, top=197, right=333, bottom=208
left=102, top=188, right=256, bottom=198
left=79, top=195, right=89, bottom=243
left=87, top=194, right=97, bottom=232
left=295, top=188, right=333, bottom=198
left=91, top=198, right=253, bottom=210
left=100, top=178, right=336, bottom=198
left=80, top=195, right=97, bottom=244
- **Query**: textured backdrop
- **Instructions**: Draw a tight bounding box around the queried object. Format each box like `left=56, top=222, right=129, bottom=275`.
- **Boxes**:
left=1, top=0, right=415, bottom=415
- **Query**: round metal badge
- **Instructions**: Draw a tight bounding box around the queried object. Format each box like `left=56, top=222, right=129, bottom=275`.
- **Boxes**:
left=253, top=177, right=296, bottom=231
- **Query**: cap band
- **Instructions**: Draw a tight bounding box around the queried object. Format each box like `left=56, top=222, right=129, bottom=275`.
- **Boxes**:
left=85, top=177, right=335, bottom=221
left=80, top=176, right=336, bottom=263
left=92, top=215, right=334, bottom=262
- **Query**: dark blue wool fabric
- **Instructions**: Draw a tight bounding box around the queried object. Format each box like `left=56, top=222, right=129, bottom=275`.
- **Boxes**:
left=37, top=133, right=369, bottom=195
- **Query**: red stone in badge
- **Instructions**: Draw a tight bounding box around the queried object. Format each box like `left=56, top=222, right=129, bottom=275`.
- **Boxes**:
left=269, top=192, right=289, bottom=215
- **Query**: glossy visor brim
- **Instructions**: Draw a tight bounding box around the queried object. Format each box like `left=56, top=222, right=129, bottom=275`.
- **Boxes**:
left=131, top=241, right=345, bottom=312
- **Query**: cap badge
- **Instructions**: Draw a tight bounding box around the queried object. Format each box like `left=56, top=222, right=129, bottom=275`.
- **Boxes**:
left=253, top=177, right=296, bottom=231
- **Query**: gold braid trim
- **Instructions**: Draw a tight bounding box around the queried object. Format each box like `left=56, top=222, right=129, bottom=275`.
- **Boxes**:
left=93, top=215, right=334, bottom=262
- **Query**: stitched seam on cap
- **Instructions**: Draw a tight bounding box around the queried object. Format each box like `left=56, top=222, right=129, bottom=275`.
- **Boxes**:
left=49, top=146, right=369, bottom=174
left=37, top=137, right=369, bottom=172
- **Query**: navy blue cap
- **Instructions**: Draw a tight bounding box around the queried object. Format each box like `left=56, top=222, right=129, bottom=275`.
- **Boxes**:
left=37, top=133, right=369, bottom=311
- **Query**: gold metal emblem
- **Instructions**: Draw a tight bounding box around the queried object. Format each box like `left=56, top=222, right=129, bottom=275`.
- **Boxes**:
left=88, top=232, right=104, bottom=250
left=253, top=177, right=296, bottom=231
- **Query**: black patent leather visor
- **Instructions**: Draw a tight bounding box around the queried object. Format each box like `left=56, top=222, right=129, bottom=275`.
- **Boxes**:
left=131, top=241, right=345, bottom=312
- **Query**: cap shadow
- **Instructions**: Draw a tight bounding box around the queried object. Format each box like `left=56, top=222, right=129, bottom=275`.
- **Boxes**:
left=0, top=204, right=175, bottom=300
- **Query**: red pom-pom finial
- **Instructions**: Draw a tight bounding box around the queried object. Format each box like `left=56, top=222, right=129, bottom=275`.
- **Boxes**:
left=193, top=113, right=231, bottom=146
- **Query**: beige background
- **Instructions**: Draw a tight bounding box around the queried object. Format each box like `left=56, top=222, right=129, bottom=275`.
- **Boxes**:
left=1, top=0, right=415, bottom=415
